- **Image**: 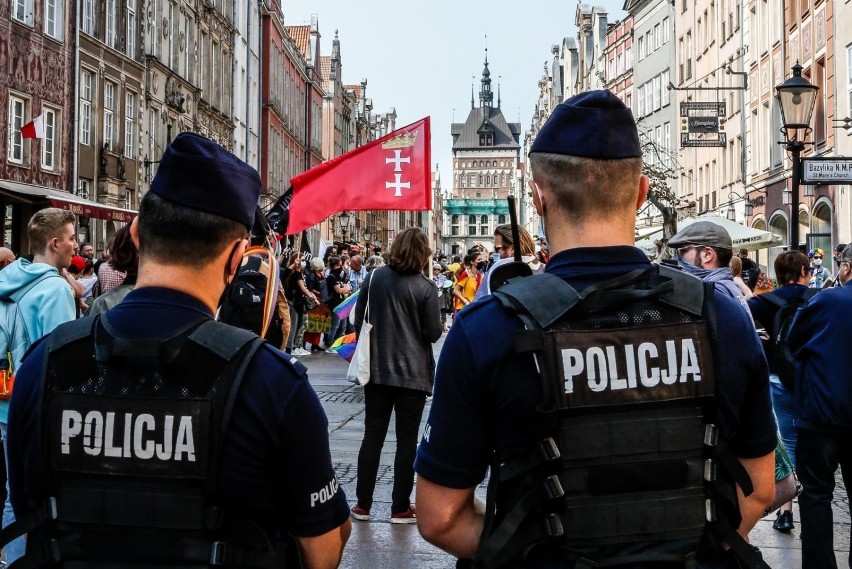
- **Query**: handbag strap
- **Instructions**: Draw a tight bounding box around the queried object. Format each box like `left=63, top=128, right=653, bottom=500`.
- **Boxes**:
left=364, top=269, right=377, bottom=325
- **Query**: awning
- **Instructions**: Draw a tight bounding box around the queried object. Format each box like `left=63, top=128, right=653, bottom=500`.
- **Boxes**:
left=635, top=214, right=783, bottom=252
left=0, top=180, right=136, bottom=223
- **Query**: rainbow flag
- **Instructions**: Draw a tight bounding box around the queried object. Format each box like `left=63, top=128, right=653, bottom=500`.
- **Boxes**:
left=333, top=290, right=360, bottom=320
left=330, top=332, right=357, bottom=362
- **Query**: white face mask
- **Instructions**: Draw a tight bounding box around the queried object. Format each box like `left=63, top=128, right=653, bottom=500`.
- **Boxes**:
left=813, top=258, right=823, bottom=267
left=300, top=261, right=307, bottom=268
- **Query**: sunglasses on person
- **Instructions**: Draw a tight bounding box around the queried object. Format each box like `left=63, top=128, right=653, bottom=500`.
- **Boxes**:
left=676, top=245, right=706, bottom=256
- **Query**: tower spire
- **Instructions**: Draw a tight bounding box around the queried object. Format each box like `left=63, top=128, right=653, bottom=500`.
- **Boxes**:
left=479, top=45, right=493, bottom=109
left=471, top=76, right=475, bottom=109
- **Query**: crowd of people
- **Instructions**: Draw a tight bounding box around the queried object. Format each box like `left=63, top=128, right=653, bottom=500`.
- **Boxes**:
left=0, top=91, right=850, bottom=569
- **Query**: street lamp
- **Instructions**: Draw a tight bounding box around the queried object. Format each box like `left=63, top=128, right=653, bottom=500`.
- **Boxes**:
left=338, top=211, right=352, bottom=240
left=776, top=63, right=818, bottom=250
left=363, top=228, right=372, bottom=247
left=725, top=189, right=754, bottom=222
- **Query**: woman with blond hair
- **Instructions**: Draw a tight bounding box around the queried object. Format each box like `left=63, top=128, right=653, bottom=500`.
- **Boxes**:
left=729, top=255, right=754, bottom=300
left=350, top=227, right=442, bottom=524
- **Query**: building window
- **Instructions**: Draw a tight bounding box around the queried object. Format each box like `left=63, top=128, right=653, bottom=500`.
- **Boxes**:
left=468, top=215, right=476, bottom=235
left=12, top=0, right=33, bottom=25
left=78, top=179, right=90, bottom=199
left=41, top=107, right=57, bottom=171
left=847, top=44, right=852, bottom=116
left=498, top=214, right=506, bottom=224
left=450, top=214, right=459, bottom=236
left=105, top=0, right=116, bottom=48
left=653, top=75, right=661, bottom=110
left=104, top=81, right=115, bottom=150
left=125, top=0, right=135, bottom=57
left=124, top=91, right=135, bottom=158
left=638, top=35, right=644, bottom=60
left=183, top=16, right=193, bottom=82
left=80, top=71, right=92, bottom=145
left=662, top=69, right=671, bottom=106
left=82, top=0, right=94, bottom=34
left=663, top=17, right=670, bottom=44
left=7, top=95, right=27, bottom=163
left=664, top=122, right=671, bottom=164
left=44, top=0, right=63, bottom=39
left=637, top=84, right=645, bottom=116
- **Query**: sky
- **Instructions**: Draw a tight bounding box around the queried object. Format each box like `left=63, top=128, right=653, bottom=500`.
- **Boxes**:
left=283, top=0, right=628, bottom=189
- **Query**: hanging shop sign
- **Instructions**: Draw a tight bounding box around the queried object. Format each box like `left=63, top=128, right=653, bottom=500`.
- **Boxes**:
left=680, top=101, right=727, bottom=148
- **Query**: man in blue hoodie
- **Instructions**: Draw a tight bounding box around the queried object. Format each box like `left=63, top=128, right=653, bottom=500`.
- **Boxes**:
left=0, top=207, right=77, bottom=563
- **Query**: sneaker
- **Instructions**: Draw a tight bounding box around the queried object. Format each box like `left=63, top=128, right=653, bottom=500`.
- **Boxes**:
left=294, top=348, right=311, bottom=356
left=773, top=510, right=794, bottom=532
left=325, top=349, right=337, bottom=354
left=351, top=506, right=371, bottom=521
left=390, top=506, right=417, bottom=524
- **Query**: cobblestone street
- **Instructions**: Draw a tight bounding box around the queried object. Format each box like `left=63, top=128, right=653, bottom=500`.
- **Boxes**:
left=304, top=334, right=851, bottom=568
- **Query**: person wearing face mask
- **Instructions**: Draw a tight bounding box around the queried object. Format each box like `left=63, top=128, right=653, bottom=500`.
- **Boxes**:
left=667, top=221, right=751, bottom=314
left=415, top=91, right=775, bottom=569
left=452, top=252, right=484, bottom=312
left=4, top=133, right=351, bottom=569
left=807, top=248, right=831, bottom=289
left=283, top=252, right=318, bottom=356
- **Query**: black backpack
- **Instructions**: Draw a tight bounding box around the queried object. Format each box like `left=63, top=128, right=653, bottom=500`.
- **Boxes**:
left=763, top=289, right=818, bottom=390
left=219, top=247, right=281, bottom=339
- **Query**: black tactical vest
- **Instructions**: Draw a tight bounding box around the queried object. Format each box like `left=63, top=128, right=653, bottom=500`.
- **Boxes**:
left=3, top=314, right=299, bottom=569
left=477, top=266, right=766, bottom=569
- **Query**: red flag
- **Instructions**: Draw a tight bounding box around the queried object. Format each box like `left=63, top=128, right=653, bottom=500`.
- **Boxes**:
left=20, top=113, right=46, bottom=139
left=286, top=117, right=431, bottom=235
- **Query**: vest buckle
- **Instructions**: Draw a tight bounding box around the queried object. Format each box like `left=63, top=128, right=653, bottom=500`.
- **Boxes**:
left=539, top=438, right=561, bottom=462
left=47, top=496, right=58, bottom=520
left=705, top=499, right=717, bottom=522
left=210, top=541, right=228, bottom=565
left=703, top=459, right=717, bottom=482
left=543, top=475, right=565, bottom=500
left=703, top=424, right=718, bottom=447
left=543, top=513, right=564, bottom=537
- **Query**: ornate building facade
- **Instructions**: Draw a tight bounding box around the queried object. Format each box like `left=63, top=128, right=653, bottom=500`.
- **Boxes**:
left=1, top=0, right=76, bottom=251
left=443, top=56, right=521, bottom=255
left=76, top=0, right=145, bottom=250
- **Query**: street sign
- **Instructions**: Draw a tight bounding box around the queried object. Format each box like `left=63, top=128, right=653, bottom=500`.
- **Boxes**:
left=680, top=101, right=726, bottom=148
left=801, top=157, right=852, bottom=184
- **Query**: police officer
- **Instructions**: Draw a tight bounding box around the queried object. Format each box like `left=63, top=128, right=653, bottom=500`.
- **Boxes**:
left=414, top=91, right=776, bottom=569
left=6, top=133, right=351, bottom=568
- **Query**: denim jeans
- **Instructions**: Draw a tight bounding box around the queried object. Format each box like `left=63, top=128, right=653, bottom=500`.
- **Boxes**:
left=0, top=422, right=25, bottom=562
left=326, top=310, right=346, bottom=347
left=770, top=377, right=798, bottom=469
left=286, top=302, right=304, bottom=352
left=355, top=384, right=427, bottom=514
left=797, top=427, right=852, bottom=569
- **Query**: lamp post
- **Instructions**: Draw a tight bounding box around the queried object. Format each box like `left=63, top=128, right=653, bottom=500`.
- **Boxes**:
left=338, top=211, right=352, bottom=242
left=776, top=63, right=818, bottom=250
left=363, top=228, right=372, bottom=249
left=725, top=189, right=754, bottom=222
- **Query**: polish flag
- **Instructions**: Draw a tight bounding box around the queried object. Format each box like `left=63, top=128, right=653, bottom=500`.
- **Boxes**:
left=20, top=113, right=46, bottom=139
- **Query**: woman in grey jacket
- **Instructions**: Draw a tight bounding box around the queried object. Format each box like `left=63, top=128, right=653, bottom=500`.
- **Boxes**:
left=350, top=227, right=443, bottom=523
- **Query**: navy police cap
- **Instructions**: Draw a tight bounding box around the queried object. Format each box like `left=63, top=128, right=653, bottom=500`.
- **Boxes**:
left=150, top=132, right=261, bottom=228
left=529, top=90, right=642, bottom=159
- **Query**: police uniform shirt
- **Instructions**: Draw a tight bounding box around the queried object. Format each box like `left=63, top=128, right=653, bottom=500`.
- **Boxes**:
left=8, top=287, right=350, bottom=539
left=415, top=246, right=777, bottom=491
left=786, top=283, right=852, bottom=432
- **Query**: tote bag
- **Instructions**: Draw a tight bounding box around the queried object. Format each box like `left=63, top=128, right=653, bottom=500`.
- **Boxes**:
left=347, top=271, right=376, bottom=386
